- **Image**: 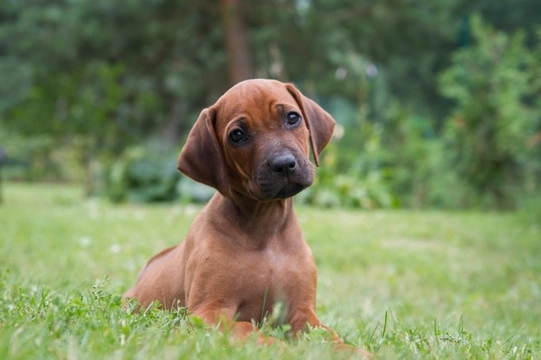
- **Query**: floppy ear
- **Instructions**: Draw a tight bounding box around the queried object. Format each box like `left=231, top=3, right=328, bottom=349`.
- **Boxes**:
left=286, top=84, right=336, bottom=166
left=177, top=107, right=229, bottom=196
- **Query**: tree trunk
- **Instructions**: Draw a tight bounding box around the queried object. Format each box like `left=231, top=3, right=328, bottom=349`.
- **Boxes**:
left=220, top=0, right=253, bottom=85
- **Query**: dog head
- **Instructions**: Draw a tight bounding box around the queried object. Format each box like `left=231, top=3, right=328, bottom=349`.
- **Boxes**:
left=177, top=79, right=336, bottom=201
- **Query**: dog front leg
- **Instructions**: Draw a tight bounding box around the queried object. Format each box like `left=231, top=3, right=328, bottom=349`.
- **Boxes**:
left=290, top=308, right=372, bottom=357
left=192, top=308, right=278, bottom=345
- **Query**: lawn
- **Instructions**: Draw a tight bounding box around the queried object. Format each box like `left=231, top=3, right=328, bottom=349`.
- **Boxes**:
left=0, top=183, right=540, bottom=359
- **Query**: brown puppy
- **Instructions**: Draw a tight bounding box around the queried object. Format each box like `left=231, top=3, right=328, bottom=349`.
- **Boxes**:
left=124, top=79, right=361, bottom=349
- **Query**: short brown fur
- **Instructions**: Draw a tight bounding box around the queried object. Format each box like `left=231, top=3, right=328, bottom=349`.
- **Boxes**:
left=124, top=79, right=369, bottom=355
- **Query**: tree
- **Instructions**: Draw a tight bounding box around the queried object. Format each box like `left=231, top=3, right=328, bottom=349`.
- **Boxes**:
left=220, top=0, right=253, bottom=84
left=0, top=0, right=228, bottom=190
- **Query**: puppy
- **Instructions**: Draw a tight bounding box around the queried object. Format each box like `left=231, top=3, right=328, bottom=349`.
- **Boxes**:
left=124, top=79, right=368, bottom=355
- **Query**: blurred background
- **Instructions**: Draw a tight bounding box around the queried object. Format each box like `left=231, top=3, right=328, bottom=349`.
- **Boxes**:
left=0, top=0, right=539, bottom=210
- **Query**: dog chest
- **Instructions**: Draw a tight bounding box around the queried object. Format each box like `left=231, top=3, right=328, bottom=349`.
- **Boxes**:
left=233, top=245, right=317, bottom=323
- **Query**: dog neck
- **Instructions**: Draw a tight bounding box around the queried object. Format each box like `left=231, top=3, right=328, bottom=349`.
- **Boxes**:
left=208, top=191, right=297, bottom=245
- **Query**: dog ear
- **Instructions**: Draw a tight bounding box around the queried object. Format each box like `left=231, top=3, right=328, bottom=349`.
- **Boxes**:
left=286, top=84, right=336, bottom=166
left=177, top=107, right=229, bottom=196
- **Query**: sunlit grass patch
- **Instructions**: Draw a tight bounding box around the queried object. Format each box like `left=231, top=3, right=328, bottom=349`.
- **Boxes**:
left=1, top=183, right=540, bottom=358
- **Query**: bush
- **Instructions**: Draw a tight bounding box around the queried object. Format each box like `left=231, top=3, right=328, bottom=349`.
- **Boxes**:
left=438, top=15, right=541, bottom=209
left=376, top=103, right=469, bottom=209
left=0, top=125, right=85, bottom=182
left=298, top=140, right=397, bottom=209
left=106, top=146, right=180, bottom=203
left=105, top=144, right=215, bottom=204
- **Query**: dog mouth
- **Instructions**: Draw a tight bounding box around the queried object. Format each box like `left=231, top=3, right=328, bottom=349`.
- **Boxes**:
left=274, top=183, right=306, bottom=199
left=249, top=180, right=308, bottom=201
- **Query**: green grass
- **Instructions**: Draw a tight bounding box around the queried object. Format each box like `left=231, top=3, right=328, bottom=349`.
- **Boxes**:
left=1, top=182, right=540, bottom=359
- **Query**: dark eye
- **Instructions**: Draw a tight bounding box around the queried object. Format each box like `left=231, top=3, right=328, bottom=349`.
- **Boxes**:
left=286, top=112, right=301, bottom=126
left=229, top=129, right=247, bottom=144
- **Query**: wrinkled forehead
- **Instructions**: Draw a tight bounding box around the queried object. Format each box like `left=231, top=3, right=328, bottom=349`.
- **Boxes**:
left=214, top=80, right=297, bottom=125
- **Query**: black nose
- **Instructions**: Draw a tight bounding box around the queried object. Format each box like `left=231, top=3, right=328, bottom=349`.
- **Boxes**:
left=270, top=154, right=297, bottom=176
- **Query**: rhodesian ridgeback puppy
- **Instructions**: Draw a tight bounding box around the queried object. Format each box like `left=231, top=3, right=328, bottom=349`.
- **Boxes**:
left=124, top=79, right=369, bottom=354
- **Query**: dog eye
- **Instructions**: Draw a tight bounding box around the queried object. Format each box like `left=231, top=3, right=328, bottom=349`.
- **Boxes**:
left=229, top=129, right=247, bottom=144
left=286, top=112, right=301, bottom=126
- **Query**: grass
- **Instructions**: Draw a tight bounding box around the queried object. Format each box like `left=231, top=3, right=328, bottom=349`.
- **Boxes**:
left=0, top=182, right=540, bottom=359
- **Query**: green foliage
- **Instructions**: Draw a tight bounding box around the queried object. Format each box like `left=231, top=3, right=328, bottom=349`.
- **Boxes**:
left=438, top=15, right=540, bottom=209
left=104, top=141, right=215, bottom=204
left=299, top=139, right=396, bottom=210
left=107, top=146, right=180, bottom=203
left=0, top=0, right=227, bottom=185
left=0, top=125, right=85, bottom=181
left=1, top=2, right=540, bottom=210
left=473, top=0, right=541, bottom=44
left=0, top=0, right=463, bottom=148
left=377, top=105, right=457, bottom=209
